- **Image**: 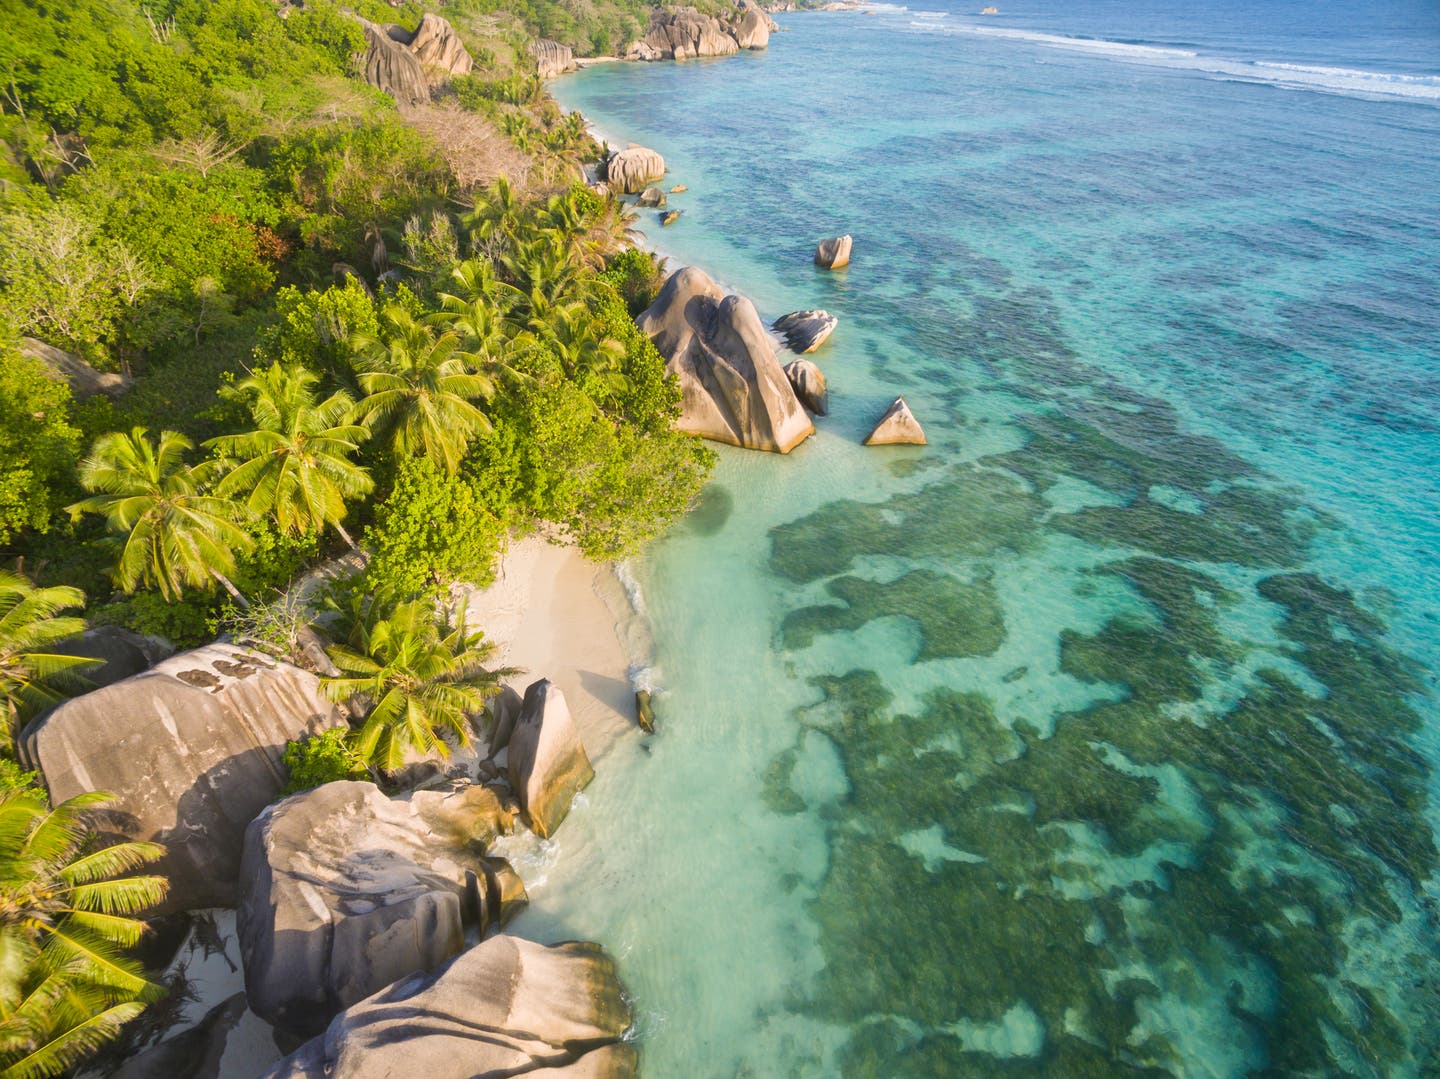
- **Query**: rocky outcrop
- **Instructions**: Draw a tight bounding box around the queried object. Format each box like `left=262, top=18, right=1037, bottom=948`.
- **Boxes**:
left=21, top=644, right=345, bottom=912
left=604, top=144, right=665, bottom=193
left=814, top=234, right=852, bottom=269
left=637, top=185, right=666, bottom=207
left=637, top=266, right=814, bottom=453
left=661, top=209, right=682, bottom=226
left=627, top=9, right=741, bottom=60
left=864, top=396, right=927, bottom=445
left=529, top=38, right=575, bottom=78
left=784, top=359, right=829, bottom=416
left=52, top=625, right=169, bottom=689
left=259, top=936, right=636, bottom=1079
left=359, top=19, right=429, bottom=106
left=21, top=337, right=131, bottom=399
left=238, top=780, right=506, bottom=1038
left=406, top=13, right=473, bottom=77
left=507, top=680, right=594, bottom=839
left=732, top=7, right=771, bottom=49
left=773, top=309, right=837, bottom=353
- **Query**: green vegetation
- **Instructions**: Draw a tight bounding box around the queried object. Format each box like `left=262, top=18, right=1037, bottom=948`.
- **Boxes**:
left=0, top=573, right=92, bottom=753
left=322, top=594, right=511, bottom=771
left=0, top=788, right=167, bottom=1079
left=0, top=0, right=713, bottom=1068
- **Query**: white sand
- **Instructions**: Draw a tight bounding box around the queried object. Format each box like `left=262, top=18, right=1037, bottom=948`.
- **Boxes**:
left=454, top=535, right=641, bottom=760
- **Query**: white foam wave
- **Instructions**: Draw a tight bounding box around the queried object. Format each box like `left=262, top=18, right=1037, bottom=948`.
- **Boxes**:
left=916, top=23, right=1440, bottom=102
left=614, top=560, right=648, bottom=618
left=914, top=10, right=947, bottom=17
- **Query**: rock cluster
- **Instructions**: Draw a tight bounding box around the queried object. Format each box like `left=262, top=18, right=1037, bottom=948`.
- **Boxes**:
left=529, top=38, right=575, bottom=78
left=20, top=644, right=346, bottom=912
left=260, top=936, right=636, bottom=1079
left=358, top=13, right=472, bottom=105
left=605, top=145, right=666, bottom=193
left=773, top=309, right=837, bottom=353
left=638, top=266, right=814, bottom=453
left=625, top=7, right=768, bottom=60
left=237, top=780, right=519, bottom=1038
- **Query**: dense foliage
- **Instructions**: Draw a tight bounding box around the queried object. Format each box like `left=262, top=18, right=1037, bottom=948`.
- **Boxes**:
left=0, top=0, right=714, bottom=1068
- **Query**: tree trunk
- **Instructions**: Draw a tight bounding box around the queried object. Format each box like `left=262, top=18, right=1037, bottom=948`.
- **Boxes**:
left=334, top=521, right=360, bottom=551
left=211, top=570, right=249, bottom=610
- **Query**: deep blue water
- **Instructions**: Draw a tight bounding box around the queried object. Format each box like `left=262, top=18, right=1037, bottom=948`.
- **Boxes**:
left=533, top=3, right=1440, bottom=1074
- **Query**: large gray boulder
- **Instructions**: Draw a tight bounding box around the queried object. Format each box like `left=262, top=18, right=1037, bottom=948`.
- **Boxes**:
left=406, top=13, right=473, bottom=77
left=864, top=396, right=927, bottom=445
left=604, top=145, right=665, bottom=194
left=21, top=644, right=345, bottom=912
left=260, top=935, right=636, bottom=1079
left=530, top=38, right=576, bottom=78
left=507, top=680, right=594, bottom=839
left=238, top=781, right=503, bottom=1039
left=628, top=8, right=740, bottom=60
left=732, top=7, right=771, bottom=48
left=359, top=19, right=429, bottom=106
left=21, top=337, right=131, bottom=399
left=52, top=625, right=170, bottom=689
left=637, top=266, right=814, bottom=453
left=773, top=309, right=837, bottom=354
left=784, top=359, right=829, bottom=416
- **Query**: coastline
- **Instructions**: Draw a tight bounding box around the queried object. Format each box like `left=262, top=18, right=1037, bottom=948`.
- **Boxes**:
left=455, top=535, right=643, bottom=761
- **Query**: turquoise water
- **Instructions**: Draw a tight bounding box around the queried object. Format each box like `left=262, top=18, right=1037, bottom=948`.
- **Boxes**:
left=519, top=3, right=1440, bottom=1074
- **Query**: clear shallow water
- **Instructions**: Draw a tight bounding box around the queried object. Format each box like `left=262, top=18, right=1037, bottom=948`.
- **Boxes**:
left=521, top=2, right=1440, bottom=1074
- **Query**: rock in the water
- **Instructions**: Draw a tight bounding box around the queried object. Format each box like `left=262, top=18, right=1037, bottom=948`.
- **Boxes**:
left=52, top=625, right=169, bottom=689
left=20, top=644, right=346, bottom=912
left=669, top=183, right=688, bottom=193
left=628, top=9, right=741, bottom=60
left=238, top=781, right=496, bottom=1039
left=661, top=209, right=682, bottom=226
left=481, top=856, right=529, bottom=930
left=358, top=19, right=428, bottom=106
left=259, top=935, right=636, bottom=1079
left=814, top=234, right=852, bottom=269
left=507, top=680, right=594, bottom=839
left=637, top=266, right=814, bottom=453
left=407, top=13, right=473, bottom=77
left=21, top=337, right=131, bottom=399
left=637, top=185, right=666, bottom=207
left=773, top=309, right=838, bottom=353
left=864, top=395, right=927, bottom=445
left=784, top=359, right=829, bottom=416
left=529, top=38, right=575, bottom=78
left=732, top=6, right=771, bottom=48
left=635, top=689, right=655, bottom=734
left=604, top=144, right=665, bottom=193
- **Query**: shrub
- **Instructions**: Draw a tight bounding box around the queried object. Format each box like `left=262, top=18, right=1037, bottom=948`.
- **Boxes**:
left=281, top=727, right=367, bottom=793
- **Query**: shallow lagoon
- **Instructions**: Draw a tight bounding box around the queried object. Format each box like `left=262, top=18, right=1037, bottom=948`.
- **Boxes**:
left=520, top=2, right=1440, bottom=1073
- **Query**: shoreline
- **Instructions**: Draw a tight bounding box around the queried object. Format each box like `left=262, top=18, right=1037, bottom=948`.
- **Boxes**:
left=454, top=535, right=644, bottom=761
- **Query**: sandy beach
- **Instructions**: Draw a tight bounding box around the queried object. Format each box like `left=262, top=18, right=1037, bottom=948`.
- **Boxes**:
left=454, top=534, right=641, bottom=761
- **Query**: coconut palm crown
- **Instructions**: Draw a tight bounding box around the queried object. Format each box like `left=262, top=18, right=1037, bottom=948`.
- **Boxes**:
left=205, top=364, right=373, bottom=549
left=67, top=428, right=254, bottom=605
left=0, top=788, right=167, bottom=1079
left=0, top=574, right=91, bottom=752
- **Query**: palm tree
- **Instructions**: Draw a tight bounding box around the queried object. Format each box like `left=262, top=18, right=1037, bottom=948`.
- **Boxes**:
left=350, top=306, right=494, bottom=477
left=67, top=429, right=254, bottom=606
left=205, top=364, right=373, bottom=549
left=0, top=573, right=91, bottom=753
left=499, top=235, right=588, bottom=332
left=0, top=788, right=168, bottom=1079
left=540, top=304, right=626, bottom=401
left=463, top=177, right=526, bottom=257
left=430, top=262, right=533, bottom=390
left=321, top=597, right=510, bottom=772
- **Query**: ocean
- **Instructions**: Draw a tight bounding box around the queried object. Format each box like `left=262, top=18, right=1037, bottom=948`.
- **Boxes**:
left=515, top=1, right=1440, bottom=1074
